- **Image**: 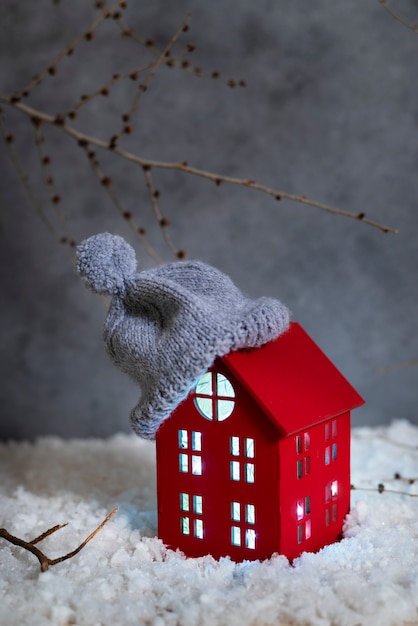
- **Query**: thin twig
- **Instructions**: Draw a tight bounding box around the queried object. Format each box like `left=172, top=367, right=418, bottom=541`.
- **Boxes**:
left=47, top=507, right=119, bottom=568
left=380, top=475, right=417, bottom=485
left=114, top=18, right=247, bottom=88
left=391, top=473, right=418, bottom=484
left=82, top=144, right=163, bottom=262
left=30, top=523, right=68, bottom=545
left=378, top=0, right=418, bottom=33
left=14, top=1, right=126, bottom=101
left=65, top=61, right=156, bottom=119
left=0, top=528, right=54, bottom=572
left=0, top=507, right=119, bottom=572
left=143, top=166, right=181, bottom=258
left=111, top=14, right=191, bottom=148
left=0, top=95, right=398, bottom=234
left=131, top=15, right=190, bottom=115
left=0, top=110, right=57, bottom=236
left=34, top=125, right=68, bottom=231
left=351, top=484, right=418, bottom=498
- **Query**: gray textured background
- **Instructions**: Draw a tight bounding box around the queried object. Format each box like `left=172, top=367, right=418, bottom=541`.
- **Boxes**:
left=0, top=1, right=417, bottom=440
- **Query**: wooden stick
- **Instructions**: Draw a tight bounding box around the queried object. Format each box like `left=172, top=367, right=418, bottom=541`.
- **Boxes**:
left=81, top=144, right=163, bottom=262
left=143, top=166, right=180, bottom=257
left=351, top=484, right=418, bottom=498
left=0, top=95, right=398, bottom=234
left=14, top=1, right=126, bottom=100
left=378, top=0, right=418, bottom=33
left=0, top=507, right=119, bottom=572
left=30, top=523, right=68, bottom=546
left=0, top=110, right=57, bottom=236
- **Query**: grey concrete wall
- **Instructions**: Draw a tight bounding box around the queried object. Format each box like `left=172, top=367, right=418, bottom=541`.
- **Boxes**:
left=1, top=0, right=417, bottom=440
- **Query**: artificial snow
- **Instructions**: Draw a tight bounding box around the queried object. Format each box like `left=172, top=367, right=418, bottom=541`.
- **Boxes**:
left=0, top=420, right=417, bottom=626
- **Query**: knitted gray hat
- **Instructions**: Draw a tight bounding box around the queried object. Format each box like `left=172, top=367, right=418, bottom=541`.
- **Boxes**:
left=76, top=233, right=290, bottom=440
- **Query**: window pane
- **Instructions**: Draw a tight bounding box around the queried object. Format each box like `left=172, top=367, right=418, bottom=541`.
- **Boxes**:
left=325, top=509, right=330, bottom=527
left=296, top=501, right=304, bottom=521
left=180, top=493, right=189, bottom=511
left=216, top=399, right=234, bottom=421
left=332, top=503, right=338, bottom=521
left=296, top=435, right=302, bottom=454
left=179, top=453, right=188, bottom=473
left=297, top=525, right=303, bottom=544
left=305, top=456, right=311, bottom=475
left=332, top=420, right=337, bottom=438
left=245, top=438, right=255, bottom=458
left=178, top=430, right=188, bottom=449
left=245, top=463, right=255, bottom=483
left=230, top=436, right=240, bottom=456
left=245, top=529, right=256, bottom=549
left=231, top=461, right=240, bottom=481
left=246, top=504, right=255, bottom=524
left=325, top=423, right=330, bottom=441
left=304, top=432, right=310, bottom=451
left=181, top=517, right=190, bottom=535
left=305, top=519, right=311, bottom=540
left=192, top=455, right=202, bottom=475
left=325, top=446, right=330, bottom=465
left=195, top=372, right=235, bottom=421
left=332, top=443, right=337, bottom=461
left=231, top=526, right=241, bottom=546
left=192, top=431, right=202, bottom=451
left=194, top=396, right=213, bottom=420
left=193, top=495, right=203, bottom=515
left=195, top=372, right=213, bottom=396
left=331, top=480, right=338, bottom=498
left=305, top=496, right=311, bottom=516
left=216, top=373, right=235, bottom=398
left=297, top=459, right=303, bottom=479
left=231, top=502, right=240, bottom=522
left=325, top=485, right=331, bottom=503
left=194, top=519, right=204, bottom=539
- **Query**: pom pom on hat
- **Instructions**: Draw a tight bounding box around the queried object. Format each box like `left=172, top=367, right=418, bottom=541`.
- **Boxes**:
left=76, top=232, right=137, bottom=296
left=76, top=233, right=291, bottom=439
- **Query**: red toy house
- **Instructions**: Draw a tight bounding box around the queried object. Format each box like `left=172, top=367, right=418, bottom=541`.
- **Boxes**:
left=156, top=322, right=364, bottom=562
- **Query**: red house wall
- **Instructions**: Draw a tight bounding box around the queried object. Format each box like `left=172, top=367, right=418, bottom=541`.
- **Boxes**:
left=156, top=353, right=352, bottom=563
left=278, top=412, right=351, bottom=561
left=156, top=362, right=282, bottom=562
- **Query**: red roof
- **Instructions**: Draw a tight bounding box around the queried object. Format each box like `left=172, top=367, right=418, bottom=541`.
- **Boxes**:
left=222, top=322, right=364, bottom=436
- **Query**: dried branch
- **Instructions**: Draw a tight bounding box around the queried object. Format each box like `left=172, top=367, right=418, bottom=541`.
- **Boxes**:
left=378, top=0, right=418, bottom=33
left=351, top=430, right=418, bottom=499
left=82, top=144, right=163, bottom=263
left=143, top=166, right=184, bottom=258
left=34, top=125, right=68, bottom=231
left=0, top=109, right=77, bottom=253
left=64, top=61, right=155, bottom=119
left=0, top=507, right=119, bottom=572
left=0, top=95, right=398, bottom=235
left=392, top=472, right=417, bottom=484
left=13, top=0, right=127, bottom=102
left=2, top=7, right=213, bottom=260
left=114, top=16, right=247, bottom=88
left=351, top=484, right=418, bottom=498
left=30, top=523, right=69, bottom=545
left=0, top=110, right=57, bottom=236
left=110, top=15, right=191, bottom=150
left=0, top=0, right=399, bottom=268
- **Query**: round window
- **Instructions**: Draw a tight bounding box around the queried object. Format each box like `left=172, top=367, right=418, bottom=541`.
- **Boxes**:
left=194, top=371, right=235, bottom=421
